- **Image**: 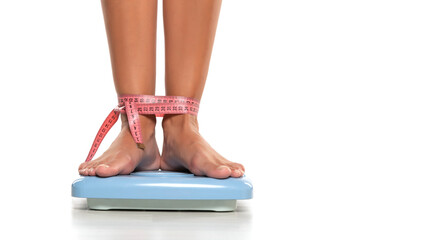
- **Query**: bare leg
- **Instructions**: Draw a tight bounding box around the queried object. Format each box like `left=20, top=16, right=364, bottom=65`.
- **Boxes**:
left=79, top=0, right=160, bottom=177
left=161, top=0, right=245, bottom=178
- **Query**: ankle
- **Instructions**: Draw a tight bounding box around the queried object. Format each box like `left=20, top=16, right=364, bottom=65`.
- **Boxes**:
left=162, top=114, right=199, bottom=132
left=121, top=114, right=157, bottom=134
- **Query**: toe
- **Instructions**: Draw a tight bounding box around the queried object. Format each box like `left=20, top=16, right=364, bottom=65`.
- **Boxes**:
left=231, top=163, right=245, bottom=176
left=78, top=162, right=88, bottom=175
left=80, top=168, right=89, bottom=176
left=78, top=162, right=87, bottom=171
left=189, top=153, right=232, bottom=179
left=235, top=163, right=245, bottom=172
left=207, top=165, right=232, bottom=179
left=95, top=164, right=120, bottom=177
left=87, top=167, right=96, bottom=176
left=231, top=168, right=244, bottom=178
left=83, top=162, right=96, bottom=176
left=222, top=161, right=244, bottom=178
left=87, top=161, right=102, bottom=176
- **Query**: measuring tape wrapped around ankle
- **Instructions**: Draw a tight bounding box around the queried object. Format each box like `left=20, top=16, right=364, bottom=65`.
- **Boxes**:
left=85, top=95, right=200, bottom=162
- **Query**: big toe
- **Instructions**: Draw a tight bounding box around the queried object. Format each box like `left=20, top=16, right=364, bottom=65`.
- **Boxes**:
left=205, top=165, right=232, bottom=179
left=94, top=164, right=120, bottom=177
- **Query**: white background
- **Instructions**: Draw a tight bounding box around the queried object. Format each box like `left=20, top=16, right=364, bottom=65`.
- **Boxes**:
left=0, top=0, right=431, bottom=239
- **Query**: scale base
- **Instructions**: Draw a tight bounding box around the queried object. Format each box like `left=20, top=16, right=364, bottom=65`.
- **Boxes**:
left=87, top=198, right=237, bottom=212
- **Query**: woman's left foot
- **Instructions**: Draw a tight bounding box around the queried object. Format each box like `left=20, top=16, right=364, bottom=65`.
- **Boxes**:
left=160, top=114, right=245, bottom=179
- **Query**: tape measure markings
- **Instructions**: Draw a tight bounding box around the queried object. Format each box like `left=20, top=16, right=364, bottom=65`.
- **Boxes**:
left=85, top=95, right=200, bottom=163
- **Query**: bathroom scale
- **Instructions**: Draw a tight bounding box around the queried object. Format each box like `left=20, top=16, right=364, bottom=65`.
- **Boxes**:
left=71, top=170, right=253, bottom=211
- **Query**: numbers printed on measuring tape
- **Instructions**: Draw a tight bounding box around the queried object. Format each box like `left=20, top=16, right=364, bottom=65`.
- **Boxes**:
left=85, top=95, right=200, bottom=162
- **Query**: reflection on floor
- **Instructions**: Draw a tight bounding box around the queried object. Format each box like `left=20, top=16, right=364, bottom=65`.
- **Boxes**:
left=71, top=197, right=253, bottom=240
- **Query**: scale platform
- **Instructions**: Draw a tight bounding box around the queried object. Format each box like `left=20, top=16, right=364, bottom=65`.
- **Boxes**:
left=71, top=170, right=253, bottom=211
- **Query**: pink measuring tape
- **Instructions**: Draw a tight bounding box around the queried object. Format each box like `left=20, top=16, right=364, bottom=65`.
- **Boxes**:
left=85, top=95, right=200, bottom=162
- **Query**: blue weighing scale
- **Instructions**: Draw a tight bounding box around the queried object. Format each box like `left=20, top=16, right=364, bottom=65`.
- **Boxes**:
left=71, top=170, right=253, bottom=211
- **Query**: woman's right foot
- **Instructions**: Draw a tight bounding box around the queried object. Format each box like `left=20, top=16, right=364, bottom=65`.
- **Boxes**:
left=78, top=114, right=160, bottom=177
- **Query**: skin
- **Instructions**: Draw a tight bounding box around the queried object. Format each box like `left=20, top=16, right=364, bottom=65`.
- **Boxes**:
left=78, top=0, right=245, bottom=179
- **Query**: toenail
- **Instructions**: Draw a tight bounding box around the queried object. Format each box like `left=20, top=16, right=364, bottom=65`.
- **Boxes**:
left=99, top=164, right=110, bottom=168
left=234, top=169, right=242, bottom=176
left=217, top=166, right=230, bottom=171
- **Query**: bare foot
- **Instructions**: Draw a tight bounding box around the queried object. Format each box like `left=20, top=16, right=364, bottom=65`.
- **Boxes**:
left=161, top=114, right=245, bottom=179
left=78, top=114, right=160, bottom=177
